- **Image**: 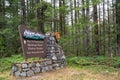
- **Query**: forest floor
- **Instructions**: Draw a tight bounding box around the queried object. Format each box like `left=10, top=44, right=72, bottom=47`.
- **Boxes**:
left=0, top=66, right=120, bottom=80
left=1, top=55, right=120, bottom=80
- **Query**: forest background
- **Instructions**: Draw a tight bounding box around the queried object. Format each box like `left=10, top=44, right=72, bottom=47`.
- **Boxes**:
left=0, top=0, right=120, bottom=57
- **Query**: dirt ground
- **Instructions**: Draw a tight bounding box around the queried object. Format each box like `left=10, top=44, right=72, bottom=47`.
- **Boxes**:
left=0, top=67, right=120, bottom=80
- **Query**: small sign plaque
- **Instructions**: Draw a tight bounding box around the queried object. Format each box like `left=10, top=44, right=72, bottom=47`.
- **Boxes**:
left=19, top=25, right=46, bottom=59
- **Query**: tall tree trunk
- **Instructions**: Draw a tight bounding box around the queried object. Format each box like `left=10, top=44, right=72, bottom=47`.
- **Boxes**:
left=112, top=0, right=116, bottom=55
left=98, top=1, right=102, bottom=55
left=74, top=0, right=77, bottom=23
left=70, top=0, right=73, bottom=26
left=116, top=0, right=120, bottom=55
left=37, top=0, right=46, bottom=33
left=107, top=0, right=112, bottom=56
left=63, top=0, right=66, bottom=35
left=0, top=0, right=5, bottom=28
left=59, top=0, right=63, bottom=35
left=82, top=0, right=85, bottom=18
left=74, top=0, right=79, bottom=56
left=82, top=0, right=86, bottom=55
left=53, top=0, right=57, bottom=32
left=36, top=0, right=41, bottom=32
left=70, top=0, right=74, bottom=54
left=103, top=0, right=106, bottom=55
left=77, top=0, right=81, bottom=55
left=21, top=0, right=27, bottom=25
left=26, top=0, right=29, bottom=22
left=3, top=0, right=5, bottom=16
left=85, top=0, right=90, bottom=56
left=93, top=3, right=100, bottom=55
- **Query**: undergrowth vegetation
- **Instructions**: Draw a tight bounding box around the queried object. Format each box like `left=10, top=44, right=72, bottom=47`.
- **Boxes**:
left=67, top=56, right=120, bottom=68
left=1, top=55, right=120, bottom=73
left=0, top=55, right=120, bottom=80
left=0, top=55, right=24, bottom=72
left=0, top=54, right=43, bottom=72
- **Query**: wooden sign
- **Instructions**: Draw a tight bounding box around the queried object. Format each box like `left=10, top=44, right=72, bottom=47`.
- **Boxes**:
left=18, top=25, right=46, bottom=60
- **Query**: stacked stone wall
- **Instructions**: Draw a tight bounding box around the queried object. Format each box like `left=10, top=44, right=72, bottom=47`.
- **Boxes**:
left=10, top=34, right=66, bottom=77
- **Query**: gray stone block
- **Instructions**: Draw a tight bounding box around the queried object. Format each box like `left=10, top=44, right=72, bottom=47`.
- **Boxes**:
left=52, top=55, right=57, bottom=60
left=34, top=67, right=41, bottom=73
left=28, top=62, right=36, bottom=68
left=62, top=55, right=66, bottom=59
left=46, top=60, right=52, bottom=64
left=36, top=63, right=41, bottom=67
left=51, top=47, right=55, bottom=49
left=20, top=71, right=27, bottom=77
left=27, top=70, right=34, bottom=77
left=31, top=67, right=35, bottom=71
left=45, top=66, right=49, bottom=71
left=52, top=64, right=59, bottom=68
left=18, top=67, right=22, bottom=72
left=48, top=65, right=53, bottom=70
left=43, top=61, right=47, bottom=66
left=11, top=66, right=18, bottom=72
left=50, top=50, right=54, bottom=53
left=10, top=70, right=14, bottom=76
left=15, top=71, right=20, bottom=77
left=23, top=68, right=30, bottom=71
left=40, top=62, right=44, bottom=67
left=41, top=67, right=46, bottom=72
left=22, top=63, right=28, bottom=68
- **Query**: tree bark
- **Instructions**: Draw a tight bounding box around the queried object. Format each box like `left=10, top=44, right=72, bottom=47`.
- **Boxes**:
left=21, top=0, right=27, bottom=25
left=70, top=0, right=73, bottom=26
left=63, top=0, right=66, bottom=35
left=116, top=0, right=120, bottom=55
left=37, top=0, right=47, bottom=33
left=103, top=0, right=106, bottom=55
left=93, top=4, right=100, bottom=55
left=70, top=0, right=74, bottom=54
left=85, top=0, right=90, bottom=56
left=53, top=0, right=57, bottom=32
left=0, top=0, right=5, bottom=28
left=59, top=0, right=63, bottom=35
left=74, top=0, right=79, bottom=56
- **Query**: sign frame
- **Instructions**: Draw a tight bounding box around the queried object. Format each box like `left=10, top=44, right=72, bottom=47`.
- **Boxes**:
left=18, top=25, right=46, bottom=60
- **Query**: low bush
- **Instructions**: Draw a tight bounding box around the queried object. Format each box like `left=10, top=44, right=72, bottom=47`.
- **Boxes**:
left=1, top=55, right=120, bottom=72
left=67, top=56, right=120, bottom=68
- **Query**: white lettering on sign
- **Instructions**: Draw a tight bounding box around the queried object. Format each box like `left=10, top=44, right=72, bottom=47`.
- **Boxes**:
left=27, top=51, right=44, bottom=54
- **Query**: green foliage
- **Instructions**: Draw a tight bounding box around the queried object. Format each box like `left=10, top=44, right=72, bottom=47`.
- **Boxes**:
left=0, top=27, right=20, bottom=58
left=0, top=77, right=8, bottom=80
left=66, top=56, right=120, bottom=74
left=67, top=56, right=120, bottom=68
left=92, top=0, right=101, bottom=5
left=0, top=54, right=120, bottom=79
left=111, top=57, right=120, bottom=68
left=0, top=54, right=24, bottom=72
left=0, top=0, right=119, bottom=58
left=0, top=54, right=47, bottom=72
left=116, top=3, right=120, bottom=7
left=67, top=57, right=94, bottom=67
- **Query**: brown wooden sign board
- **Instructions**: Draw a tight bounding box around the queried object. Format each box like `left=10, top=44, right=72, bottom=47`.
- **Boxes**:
left=18, top=25, right=46, bottom=60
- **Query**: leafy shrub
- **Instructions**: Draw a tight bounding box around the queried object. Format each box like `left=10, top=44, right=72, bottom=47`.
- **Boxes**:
left=0, top=54, right=24, bottom=72
left=0, top=77, right=8, bottom=80
left=67, top=57, right=95, bottom=66
left=0, top=28, right=20, bottom=58
left=67, top=56, right=120, bottom=68
left=111, top=57, right=120, bottom=68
